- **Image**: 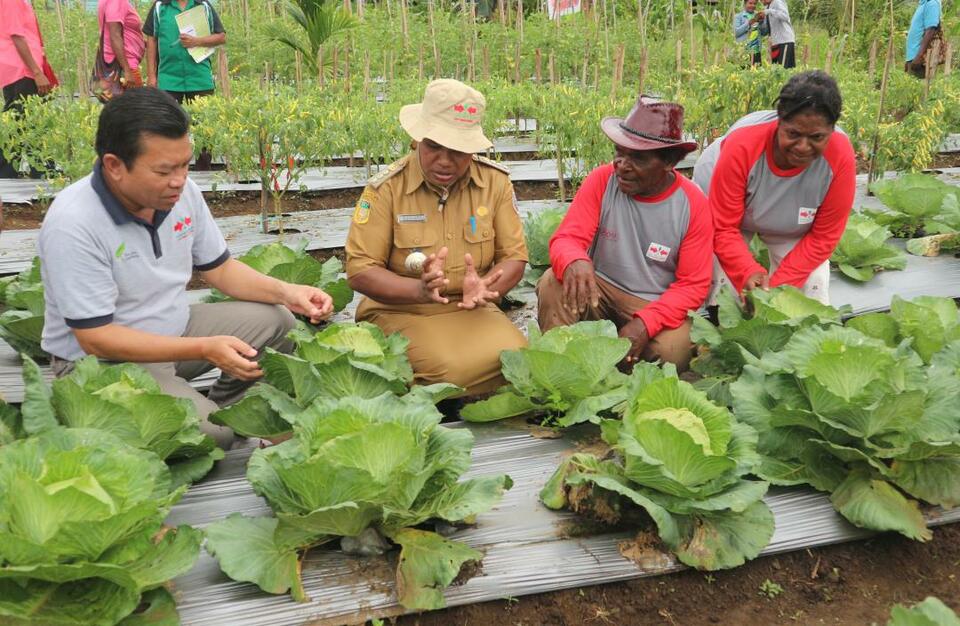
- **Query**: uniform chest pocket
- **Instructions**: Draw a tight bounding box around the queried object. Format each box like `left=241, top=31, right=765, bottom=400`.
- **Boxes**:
left=394, top=226, right=437, bottom=251
left=463, top=220, right=495, bottom=269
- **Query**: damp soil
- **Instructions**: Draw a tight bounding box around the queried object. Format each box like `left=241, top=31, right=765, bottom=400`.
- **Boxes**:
left=392, top=522, right=960, bottom=626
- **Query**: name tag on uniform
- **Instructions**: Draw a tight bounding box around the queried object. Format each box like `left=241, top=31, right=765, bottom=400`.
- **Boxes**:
left=646, top=242, right=671, bottom=263
left=398, top=214, right=427, bottom=223
left=798, top=207, right=818, bottom=225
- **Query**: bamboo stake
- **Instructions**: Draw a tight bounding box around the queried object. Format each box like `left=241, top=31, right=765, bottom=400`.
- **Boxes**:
left=418, top=44, right=425, bottom=80
left=581, top=57, right=588, bottom=86
left=824, top=49, right=833, bottom=74
left=400, top=0, right=409, bottom=45
left=945, top=43, right=953, bottom=76
left=53, top=0, right=67, bottom=94
left=319, top=47, right=325, bottom=88
left=363, top=52, right=370, bottom=92
left=868, top=39, right=878, bottom=76
left=483, top=45, right=491, bottom=80
left=468, top=39, right=476, bottom=83
left=867, top=1, right=897, bottom=188
left=535, top=49, right=542, bottom=82
left=294, top=51, right=303, bottom=92
left=218, top=49, right=231, bottom=98
left=593, top=63, right=599, bottom=91
left=499, top=0, right=506, bottom=25
left=675, top=38, right=683, bottom=75
left=801, top=43, right=811, bottom=67
left=517, top=0, right=524, bottom=44
left=332, top=46, right=339, bottom=81
left=548, top=52, right=556, bottom=85
left=428, top=0, right=440, bottom=75
left=344, top=45, right=351, bottom=93
left=637, top=48, right=648, bottom=95
left=514, top=43, right=522, bottom=83
left=435, top=45, right=442, bottom=78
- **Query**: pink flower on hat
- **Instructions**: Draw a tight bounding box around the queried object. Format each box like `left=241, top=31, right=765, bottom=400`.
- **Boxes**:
left=467, top=106, right=477, bottom=114
left=453, top=104, right=465, bottom=112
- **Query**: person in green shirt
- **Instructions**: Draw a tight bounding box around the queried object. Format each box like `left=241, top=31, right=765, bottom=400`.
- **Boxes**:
left=142, top=0, right=225, bottom=169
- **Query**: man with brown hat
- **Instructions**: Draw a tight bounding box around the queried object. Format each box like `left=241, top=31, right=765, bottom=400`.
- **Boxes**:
left=537, top=96, right=713, bottom=370
left=346, top=79, right=528, bottom=396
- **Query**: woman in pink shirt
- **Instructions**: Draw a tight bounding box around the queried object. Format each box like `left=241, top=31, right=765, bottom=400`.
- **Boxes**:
left=98, top=0, right=146, bottom=88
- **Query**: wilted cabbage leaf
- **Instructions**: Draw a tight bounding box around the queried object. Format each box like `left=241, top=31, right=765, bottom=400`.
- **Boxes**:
left=0, top=428, right=200, bottom=625
left=541, top=376, right=773, bottom=570
left=204, top=393, right=511, bottom=610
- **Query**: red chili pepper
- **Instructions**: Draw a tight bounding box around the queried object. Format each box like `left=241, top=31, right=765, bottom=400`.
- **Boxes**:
left=259, top=156, right=266, bottom=170
left=274, top=179, right=281, bottom=192
left=288, top=156, right=295, bottom=171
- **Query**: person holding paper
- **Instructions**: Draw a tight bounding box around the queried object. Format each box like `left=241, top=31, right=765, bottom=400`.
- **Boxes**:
left=142, top=0, right=225, bottom=102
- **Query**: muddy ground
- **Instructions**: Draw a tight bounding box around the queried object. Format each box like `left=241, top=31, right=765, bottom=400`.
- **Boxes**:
left=393, top=523, right=960, bottom=626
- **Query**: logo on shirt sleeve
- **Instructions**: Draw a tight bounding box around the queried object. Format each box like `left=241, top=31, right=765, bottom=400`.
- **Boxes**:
left=798, top=207, right=818, bottom=225
left=645, top=242, right=671, bottom=262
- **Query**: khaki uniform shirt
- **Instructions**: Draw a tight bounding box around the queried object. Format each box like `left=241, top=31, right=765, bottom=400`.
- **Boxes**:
left=346, top=151, right=528, bottom=317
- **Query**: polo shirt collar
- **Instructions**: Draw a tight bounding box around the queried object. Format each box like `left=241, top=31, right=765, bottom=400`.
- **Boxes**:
left=91, top=160, right=171, bottom=229
left=403, top=152, right=486, bottom=196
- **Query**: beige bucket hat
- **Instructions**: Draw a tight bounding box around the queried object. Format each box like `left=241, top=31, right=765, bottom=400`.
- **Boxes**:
left=399, top=79, right=493, bottom=154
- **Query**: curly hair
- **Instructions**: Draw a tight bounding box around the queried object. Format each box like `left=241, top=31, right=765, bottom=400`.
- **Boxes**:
left=774, top=70, right=843, bottom=125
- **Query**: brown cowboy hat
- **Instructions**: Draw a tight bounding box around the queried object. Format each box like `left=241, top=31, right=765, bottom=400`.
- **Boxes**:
left=601, top=96, right=699, bottom=153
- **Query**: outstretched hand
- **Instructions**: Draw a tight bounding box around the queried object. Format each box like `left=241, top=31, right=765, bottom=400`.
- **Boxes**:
left=459, top=253, right=502, bottom=310
left=419, top=247, right=450, bottom=304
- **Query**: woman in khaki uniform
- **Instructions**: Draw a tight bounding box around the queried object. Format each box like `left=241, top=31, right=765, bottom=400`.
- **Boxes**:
left=345, top=79, right=528, bottom=396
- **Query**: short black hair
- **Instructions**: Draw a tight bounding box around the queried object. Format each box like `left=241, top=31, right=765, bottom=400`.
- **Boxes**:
left=653, top=146, right=691, bottom=168
left=775, top=70, right=843, bottom=125
left=95, top=87, right=190, bottom=169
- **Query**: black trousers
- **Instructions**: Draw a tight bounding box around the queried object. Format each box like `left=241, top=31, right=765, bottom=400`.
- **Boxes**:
left=770, top=42, right=796, bottom=69
left=0, top=77, right=39, bottom=179
left=164, top=89, right=215, bottom=170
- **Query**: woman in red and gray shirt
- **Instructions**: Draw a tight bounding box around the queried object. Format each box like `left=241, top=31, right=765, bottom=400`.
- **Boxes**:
left=694, top=70, right=856, bottom=304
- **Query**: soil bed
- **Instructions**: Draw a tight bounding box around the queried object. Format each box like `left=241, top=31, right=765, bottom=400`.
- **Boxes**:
left=395, top=523, right=960, bottom=626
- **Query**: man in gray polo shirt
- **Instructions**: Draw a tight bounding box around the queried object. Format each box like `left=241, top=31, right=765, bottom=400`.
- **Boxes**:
left=38, top=88, right=334, bottom=447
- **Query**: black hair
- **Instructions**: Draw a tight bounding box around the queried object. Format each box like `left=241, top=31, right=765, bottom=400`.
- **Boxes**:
left=653, top=146, right=691, bottom=167
left=775, top=70, right=843, bottom=125
left=95, top=87, right=190, bottom=169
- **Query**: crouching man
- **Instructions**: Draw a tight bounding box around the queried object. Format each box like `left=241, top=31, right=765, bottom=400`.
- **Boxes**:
left=537, top=97, right=712, bottom=371
left=38, top=88, right=333, bottom=447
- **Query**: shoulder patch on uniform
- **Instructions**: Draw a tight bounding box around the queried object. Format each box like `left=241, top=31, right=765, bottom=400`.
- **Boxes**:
left=473, top=155, right=511, bottom=174
left=353, top=189, right=376, bottom=224
left=367, top=157, right=409, bottom=190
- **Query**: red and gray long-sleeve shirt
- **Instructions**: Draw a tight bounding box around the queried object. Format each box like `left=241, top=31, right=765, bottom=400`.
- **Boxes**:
left=548, top=164, right=713, bottom=338
left=697, top=113, right=856, bottom=293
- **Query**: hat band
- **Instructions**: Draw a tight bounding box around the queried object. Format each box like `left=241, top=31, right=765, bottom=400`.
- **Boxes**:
left=618, top=122, right=684, bottom=145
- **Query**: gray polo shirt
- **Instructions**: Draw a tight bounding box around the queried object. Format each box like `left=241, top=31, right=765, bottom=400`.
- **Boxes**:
left=39, top=162, right=229, bottom=361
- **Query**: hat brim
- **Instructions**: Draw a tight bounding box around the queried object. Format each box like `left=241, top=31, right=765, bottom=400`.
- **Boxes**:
left=601, top=117, right=698, bottom=154
left=400, top=103, right=494, bottom=154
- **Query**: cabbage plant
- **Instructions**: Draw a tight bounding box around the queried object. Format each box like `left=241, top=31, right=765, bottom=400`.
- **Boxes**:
left=0, top=428, right=201, bottom=625
left=0, top=258, right=45, bottom=361
left=847, top=295, right=960, bottom=364
left=865, top=173, right=959, bottom=238
left=204, top=393, right=512, bottom=610
left=461, top=320, right=634, bottom=425
left=690, top=286, right=846, bottom=406
left=521, top=207, right=566, bottom=286
left=731, top=325, right=960, bottom=540
left=830, top=214, right=906, bottom=282
left=206, top=241, right=354, bottom=312
left=540, top=370, right=774, bottom=570
left=10, top=356, right=224, bottom=487
left=211, top=322, right=461, bottom=438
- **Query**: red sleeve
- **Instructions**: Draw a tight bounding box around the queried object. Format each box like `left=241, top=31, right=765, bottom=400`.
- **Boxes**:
left=548, top=164, right=611, bottom=281
left=770, top=134, right=856, bottom=288
left=708, top=125, right=770, bottom=293
left=636, top=178, right=714, bottom=338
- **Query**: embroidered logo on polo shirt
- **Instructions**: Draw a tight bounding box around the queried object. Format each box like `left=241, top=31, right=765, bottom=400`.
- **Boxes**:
left=798, top=207, right=818, bottom=225
left=173, top=216, right=194, bottom=240
left=646, top=242, right=671, bottom=262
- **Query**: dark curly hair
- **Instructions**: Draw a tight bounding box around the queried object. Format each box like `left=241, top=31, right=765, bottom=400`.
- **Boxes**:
left=775, top=70, right=843, bottom=126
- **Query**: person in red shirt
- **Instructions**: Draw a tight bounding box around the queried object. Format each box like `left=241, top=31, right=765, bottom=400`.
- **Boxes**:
left=537, top=97, right=713, bottom=371
left=694, top=70, right=856, bottom=304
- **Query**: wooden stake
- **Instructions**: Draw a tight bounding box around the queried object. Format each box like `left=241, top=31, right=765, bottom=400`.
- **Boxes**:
left=868, top=39, right=878, bottom=76
left=925, top=40, right=941, bottom=97
left=593, top=64, right=599, bottom=90
left=514, top=43, right=522, bottom=83
left=637, top=48, right=648, bottom=95
left=581, top=57, right=588, bottom=87
left=824, top=49, right=833, bottom=74
left=675, top=38, right=683, bottom=75
left=867, top=1, right=897, bottom=187
left=344, top=45, right=351, bottom=93
left=295, top=51, right=303, bottom=92
left=801, top=43, right=811, bottom=67
left=400, top=0, right=409, bottom=44
left=318, top=47, right=325, bottom=88
left=418, top=44, right=425, bottom=80
left=549, top=52, right=556, bottom=85
left=945, top=43, right=953, bottom=76
left=218, top=49, right=232, bottom=98
left=363, top=52, right=370, bottom=92
left=535, top=49, right=542, bottom=82
left=332, top=46, right=339, bottom=81
left=483, top=45, right=491, bottom=80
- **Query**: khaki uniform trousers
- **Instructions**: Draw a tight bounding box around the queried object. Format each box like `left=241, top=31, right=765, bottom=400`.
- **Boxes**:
left=362, top=303, right=527, bottom=396
left=51, top=301, right=296, bottom=449
left=536, top=269, right=694, bottom=371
